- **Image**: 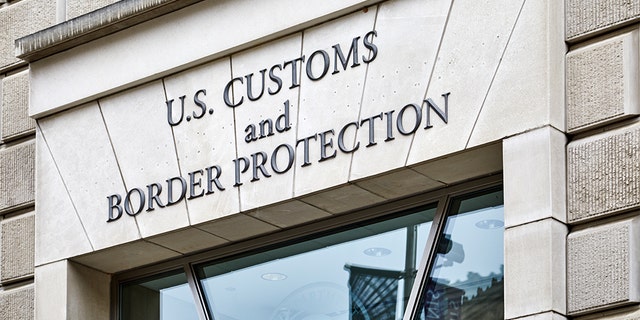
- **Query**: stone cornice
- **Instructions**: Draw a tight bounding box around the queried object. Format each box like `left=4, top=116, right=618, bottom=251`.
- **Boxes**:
left=15, top=0, right=203, bottom=62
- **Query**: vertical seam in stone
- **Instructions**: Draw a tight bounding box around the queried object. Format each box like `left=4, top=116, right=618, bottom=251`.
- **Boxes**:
left=292, top=31, right=305, bottom=197
left=464, top=0, right=527, bottom=149
left=161, top=78, right=191, bottom=226
left=228, top=56, right=242, bottom=212
left=348, top=4, right=379, bottom=180
left=35, top=123, right=95, bottom=251
left=96, top=101, right=143, bottom=239
left=405, top=0, right=455, bottom=167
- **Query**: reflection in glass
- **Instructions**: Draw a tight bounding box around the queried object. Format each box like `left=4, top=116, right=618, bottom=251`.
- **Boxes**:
left=196, top=205, right=437, bottom=320
left=120, top=269, right=199, bottom=320
left=416, top=188, right=504, bottom=320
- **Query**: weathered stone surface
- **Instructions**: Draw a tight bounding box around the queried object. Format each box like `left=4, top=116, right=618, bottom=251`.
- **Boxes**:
left=568, top=123, right=640, bottom=223
left=2, top=70, right=35, bottom=140
left=574, top=306, right=640, bottom=319
left=505, top=218, right=567, bottom=318
left=567, top=219, right=640, bottom=315
left=567, top=0, right=640, bottom=40
left=0, top=285, right=34, bottom=320
left=17, top=0, right=203, bottom=62
left=1, top=213, right=34, bottom=283
left=0, top=142, right=35, bottom=212
left=66, top=0, right=120, bottom=20
left=566, top=31, right=639, bottom=132
left=0, top=0, right=56, bottom=70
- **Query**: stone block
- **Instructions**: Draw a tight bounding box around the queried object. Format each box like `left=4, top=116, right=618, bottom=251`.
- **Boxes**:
left=67, top=262, right=110, bottom=320
left=567, top=218, right=640, bottom=315
left=406, top=0, right=528, bottom=164
left=0, top=285, right=34, bottom=320
left=348, top=0, right=451, bottom=179
left=567, top=0, right=640, bottom=40
left=503, top=127, right=567, bottom=227
left=567, top=123, right=640, bottom=223
left=66, top=0, right=119, bottom=20
left=566, top=31, right=640, bottom=133
left=466, top=0, right=566, bottom=146
left=504, top=218, right=567, bottom=318
left=162, top=59, right=239, bottom=226
left=0, top=0, right=56, bottom=70
left=0, top=141, right=35, bottom=212
left=36, top=260, right=110, bottom=320
left=99, top=81, right=189, bottom=238
left=1, top=213, right=34, bottom=283
left=2, top=70, right=35, bottom=140
left=38, top=103, right=140, bottom=252
left=35, top=128, right=92, bottom=266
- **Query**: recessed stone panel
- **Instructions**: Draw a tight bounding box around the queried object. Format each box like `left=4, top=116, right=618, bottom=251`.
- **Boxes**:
left=1, top=213, right=34, bottom=283
left=567, top=218, right=640, bottom=315
left=0, top=0, right=56, bottom=70
left=568, top=123, right=640, bottom=223
left=0, top=141, right=35, bottom=212
left=0, top=285, right=34, bottom=320
left=566, top=31, right=640, bottom=133
left=567, top=0, right=640, bottom=40
left=1, top=70, right=35, bottom=140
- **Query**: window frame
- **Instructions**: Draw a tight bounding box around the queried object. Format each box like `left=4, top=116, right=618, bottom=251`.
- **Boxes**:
left=110, top=174, right=503, bottom=320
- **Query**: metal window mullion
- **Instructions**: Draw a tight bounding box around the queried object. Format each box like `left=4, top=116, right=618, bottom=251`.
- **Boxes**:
left=403, top=194, right=452, bottom=320
left=185, top=263, right=212, bottom=320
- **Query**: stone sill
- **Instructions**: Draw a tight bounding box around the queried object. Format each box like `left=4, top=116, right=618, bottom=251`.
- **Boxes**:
left=15, top=0, right=203, bottom=62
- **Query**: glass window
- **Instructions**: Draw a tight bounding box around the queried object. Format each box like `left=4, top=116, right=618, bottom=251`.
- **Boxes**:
left=414, top=188, right=504, bottom=320
left=116, top=184, right=504, bottom=320
left=120, top=269, right=199, bottom=320
left=195, top=205, right=437, bottom=320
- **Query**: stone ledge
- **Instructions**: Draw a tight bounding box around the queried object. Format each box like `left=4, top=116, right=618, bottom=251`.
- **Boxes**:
left=15, top=0, right=203, bottom=62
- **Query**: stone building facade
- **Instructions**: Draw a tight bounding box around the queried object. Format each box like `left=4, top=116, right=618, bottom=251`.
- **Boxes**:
left=0, top=0, right=638, bottom=319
